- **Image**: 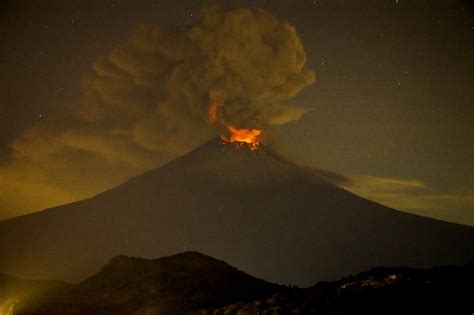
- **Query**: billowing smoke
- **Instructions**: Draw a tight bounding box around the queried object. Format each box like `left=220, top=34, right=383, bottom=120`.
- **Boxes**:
left=77, top=6, right=314, bottom=149
left=0, top=6, right=314, bottom=218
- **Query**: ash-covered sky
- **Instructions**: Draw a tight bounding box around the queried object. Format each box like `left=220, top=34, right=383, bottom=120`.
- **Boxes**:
left=0, top=0, right=473, bottom=225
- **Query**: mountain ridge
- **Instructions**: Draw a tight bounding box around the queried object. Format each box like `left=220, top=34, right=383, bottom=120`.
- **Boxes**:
left=4, top=252, right=473, bottom=315
left=1, top=138, right=473, bottom=286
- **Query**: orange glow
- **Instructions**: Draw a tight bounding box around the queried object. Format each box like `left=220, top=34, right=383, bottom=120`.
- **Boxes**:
left=222, top=126, right=262, bottom=150
left=208, top=89, right=262, bottom=150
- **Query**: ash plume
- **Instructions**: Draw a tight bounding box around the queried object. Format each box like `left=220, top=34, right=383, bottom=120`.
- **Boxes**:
left=0, top=6, right=314, bottom=218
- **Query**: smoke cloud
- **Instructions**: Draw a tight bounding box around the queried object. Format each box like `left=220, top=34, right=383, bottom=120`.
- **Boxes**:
left=0, top=6, right=314, bottom=219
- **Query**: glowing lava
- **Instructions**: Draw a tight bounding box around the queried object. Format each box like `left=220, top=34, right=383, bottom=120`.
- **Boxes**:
left=208, top=89, right=262, bottom=150
left=221, top=126, right=262, bottom=150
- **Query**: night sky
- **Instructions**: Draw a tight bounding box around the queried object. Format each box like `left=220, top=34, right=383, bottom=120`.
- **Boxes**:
left=1, top=0, right=473, bottom=225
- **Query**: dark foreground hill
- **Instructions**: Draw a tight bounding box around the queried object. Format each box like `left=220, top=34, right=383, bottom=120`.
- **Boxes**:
left=6, top=252, right=473, bottom=315
left=1, top=138, right=473, bottom=286
left=12, top=252, right=281, bottom=314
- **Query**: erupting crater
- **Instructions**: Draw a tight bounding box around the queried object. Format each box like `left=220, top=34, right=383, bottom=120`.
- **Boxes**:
left=221, top=126, right=262, bottom=150
left=207, top=89, right=262, bottom=150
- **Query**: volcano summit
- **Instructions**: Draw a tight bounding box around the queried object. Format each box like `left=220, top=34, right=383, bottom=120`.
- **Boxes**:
left=0, top=139, right=473, bottom=286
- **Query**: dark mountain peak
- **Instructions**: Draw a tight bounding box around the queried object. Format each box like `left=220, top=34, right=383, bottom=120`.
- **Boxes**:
left=51, top=252, right=281, bottom=314
left=176, top=137, right=350, bottom=186
left=82, top=251, right=265, bottom=289
left=137, top=136, right=331, bottom=192
left=99, top=251, right=230, bottom=275
left=177, top=137, right=282, bottom=166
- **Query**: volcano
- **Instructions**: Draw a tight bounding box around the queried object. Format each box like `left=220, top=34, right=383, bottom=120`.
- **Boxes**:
left=1, top=138, right=473, bottom=286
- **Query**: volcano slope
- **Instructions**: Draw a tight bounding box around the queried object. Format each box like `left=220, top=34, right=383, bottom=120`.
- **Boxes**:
left=1, top=138, right=473, bottom=286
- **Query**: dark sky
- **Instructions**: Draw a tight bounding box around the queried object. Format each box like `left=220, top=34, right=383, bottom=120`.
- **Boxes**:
left=0, top=0, right=473, bottom=225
